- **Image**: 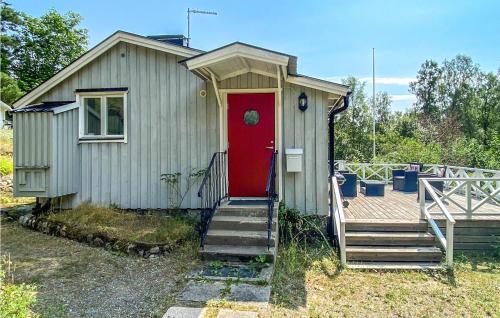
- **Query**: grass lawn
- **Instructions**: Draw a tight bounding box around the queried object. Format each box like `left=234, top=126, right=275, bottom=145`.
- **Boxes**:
left=270, top=243, right=499, bottom=317
left=1, top=219, right=200, bottom=318
left=46, top=203, right=197, bottom=245
left=203, top=242, right=500, bottom=317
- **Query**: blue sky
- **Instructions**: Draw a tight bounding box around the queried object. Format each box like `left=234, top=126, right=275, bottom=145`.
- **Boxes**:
left=11, top=0, right=500, bottom=111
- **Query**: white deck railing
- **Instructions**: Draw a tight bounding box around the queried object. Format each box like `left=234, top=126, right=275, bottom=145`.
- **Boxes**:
left=335, top=160, right=500, bottom=199
left=419, top=178, right=455, bottom=267
left=419, top=177, right=500, bottom=267
left=330, top=176, right=346, bottom=266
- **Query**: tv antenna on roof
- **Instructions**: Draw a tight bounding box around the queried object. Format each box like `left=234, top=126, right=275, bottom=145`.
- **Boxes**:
left=187, top=8, right=217, bottom=47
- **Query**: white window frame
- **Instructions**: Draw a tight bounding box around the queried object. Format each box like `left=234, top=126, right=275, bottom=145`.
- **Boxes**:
left=77, top=91, right=128, bottom=143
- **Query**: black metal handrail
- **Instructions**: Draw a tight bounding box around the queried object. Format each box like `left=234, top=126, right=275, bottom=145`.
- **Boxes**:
left=197, top=151, right=227, bottom=248
left=265, top=151, right=278, bottom=250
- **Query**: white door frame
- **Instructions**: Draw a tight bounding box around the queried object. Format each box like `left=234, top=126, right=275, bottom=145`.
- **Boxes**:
left=219, top=88, right=283, bottom=200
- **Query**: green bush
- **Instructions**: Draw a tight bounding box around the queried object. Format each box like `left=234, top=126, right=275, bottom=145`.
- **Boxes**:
left=376, top=134, right=442, bottom=164
left=0, top=155, right=13, bottom=176
left=0, top=269, right=37, bottom=318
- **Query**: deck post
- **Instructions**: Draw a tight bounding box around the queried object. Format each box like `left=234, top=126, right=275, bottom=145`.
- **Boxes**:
left=419, top=180, right=426, bottom=219
left=466, top=181, right=472, bottom=218
left=340, top=222, right=346, bottom=266
left=446, top=220, right=454, bottom=267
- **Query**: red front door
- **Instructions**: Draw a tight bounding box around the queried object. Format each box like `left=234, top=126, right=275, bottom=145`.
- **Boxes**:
left=228, top=93, right=275, bottom=197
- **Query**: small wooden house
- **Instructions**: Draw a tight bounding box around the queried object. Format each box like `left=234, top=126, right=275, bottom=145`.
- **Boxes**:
left=12, top=31, right=350, bottom=215
left=0, top=101, right=12, bottom=128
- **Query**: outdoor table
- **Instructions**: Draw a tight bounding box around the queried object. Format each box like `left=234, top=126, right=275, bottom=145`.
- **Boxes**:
left=360, top=180, right=385, bottom=196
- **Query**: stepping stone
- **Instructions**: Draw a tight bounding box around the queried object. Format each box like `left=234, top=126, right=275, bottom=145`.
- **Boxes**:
left=163, top=306, right=206, bottom=318
left=176, top=281, right=225, bottom=303
left=227, top=284, right=271, bottom=306
left=216, top=309, right=258, bottom=318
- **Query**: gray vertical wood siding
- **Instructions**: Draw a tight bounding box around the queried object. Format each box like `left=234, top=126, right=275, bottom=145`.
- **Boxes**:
left=17, top=43, right=329, bottom=214
left=34, top=42, right=218, bottom=209
left=219, top=73, right=329, bottom=215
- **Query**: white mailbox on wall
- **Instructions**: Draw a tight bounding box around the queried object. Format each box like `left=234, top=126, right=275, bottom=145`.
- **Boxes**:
left=285, top=148, right=303, bottom=172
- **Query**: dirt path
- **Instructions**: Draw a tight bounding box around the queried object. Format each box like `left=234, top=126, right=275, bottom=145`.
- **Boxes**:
left=1, top=221, right=198, bottom=317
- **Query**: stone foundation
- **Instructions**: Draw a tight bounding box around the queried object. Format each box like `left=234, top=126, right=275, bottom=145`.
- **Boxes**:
left=18, top=214, right=180, bottom=259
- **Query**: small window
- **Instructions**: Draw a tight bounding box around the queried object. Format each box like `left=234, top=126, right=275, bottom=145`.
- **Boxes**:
left=78, top=91, right=127, bottom=142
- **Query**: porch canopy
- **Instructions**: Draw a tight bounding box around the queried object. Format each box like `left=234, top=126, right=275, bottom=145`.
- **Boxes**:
left=180, top=42, right=350, bottom=108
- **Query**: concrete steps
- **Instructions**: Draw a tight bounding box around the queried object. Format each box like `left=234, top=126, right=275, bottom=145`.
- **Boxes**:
left=344, top=219, right=443, bottom=267
left=205, top=230, right=275, bottom=246
left=200, top=201, right=278, bottom=262
left=201, top=245, right=276, bottom=262
left=211, top=215, right=275, bottom=231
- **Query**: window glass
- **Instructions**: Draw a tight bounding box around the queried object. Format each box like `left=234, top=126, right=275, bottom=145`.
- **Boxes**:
left=107, top=97, right=124, bottom=135
left=84, top=97, right=101, bottom=135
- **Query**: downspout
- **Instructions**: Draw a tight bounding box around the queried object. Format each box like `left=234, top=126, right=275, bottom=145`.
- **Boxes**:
left=328, top=92, right=351, bottom=176
left=327, top=91, right=351, bottom=245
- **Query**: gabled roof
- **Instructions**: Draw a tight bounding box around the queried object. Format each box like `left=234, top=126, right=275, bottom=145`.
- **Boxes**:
left=181, top=42, right=297, bottom=72
left=13, top=31, right=203, bottom=108
left=0, top=101, right=12, bottom=111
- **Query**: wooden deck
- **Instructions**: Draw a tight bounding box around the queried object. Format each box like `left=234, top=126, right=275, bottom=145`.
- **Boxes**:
left=344, top=185, right=500, bottom=221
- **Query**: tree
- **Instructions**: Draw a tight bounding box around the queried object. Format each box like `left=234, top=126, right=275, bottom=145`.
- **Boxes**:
left=334, top=76, right=374, bottom=162
left=409, top=60, right=442, bottom=121
left=9, top=9, right=88, bottom=92
left=0, top=72, right=22, bottom=104
left=473, top=72, right=500, bottom=146
left=0, top=2, right=23, bottom=74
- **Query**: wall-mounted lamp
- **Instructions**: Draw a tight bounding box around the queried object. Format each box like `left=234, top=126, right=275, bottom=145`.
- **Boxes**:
left=298, top=92, right=308, bottom=112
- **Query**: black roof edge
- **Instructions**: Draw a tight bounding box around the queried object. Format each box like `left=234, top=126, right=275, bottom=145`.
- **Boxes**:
left=11, top=101, right=75, bottom=113
left=75, top=87, right=128, bottom=93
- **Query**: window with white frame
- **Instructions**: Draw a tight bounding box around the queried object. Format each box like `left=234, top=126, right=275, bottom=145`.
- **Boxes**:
left=78, top=90, right=127, bottom=141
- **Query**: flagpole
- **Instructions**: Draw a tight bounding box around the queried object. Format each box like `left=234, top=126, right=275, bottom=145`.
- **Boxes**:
left=372, top=48, right=376, bottom=160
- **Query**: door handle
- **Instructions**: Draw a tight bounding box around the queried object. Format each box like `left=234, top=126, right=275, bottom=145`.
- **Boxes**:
left=265, top=146, right=274, bottom=149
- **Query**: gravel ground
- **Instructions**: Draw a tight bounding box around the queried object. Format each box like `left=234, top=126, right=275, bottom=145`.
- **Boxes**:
left=1, top=220, right=199, bottom=318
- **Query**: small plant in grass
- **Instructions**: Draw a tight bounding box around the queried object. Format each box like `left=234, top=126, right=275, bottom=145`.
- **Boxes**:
left=0, top=255, right=38, bottom=318
left=209, top=260, right=224, bottom=275
left=0, top=155, right=13, bottom=176
left=278, top=202, right=331, bottom=247
left=160, top=168, right=207, bottom=210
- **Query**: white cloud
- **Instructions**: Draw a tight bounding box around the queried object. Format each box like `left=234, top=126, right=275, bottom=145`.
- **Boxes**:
left=390, top=94, right=417, bottom=102
left=360, top=77, right=415, bottom=86
left=325, top=76, right=415, bottom=86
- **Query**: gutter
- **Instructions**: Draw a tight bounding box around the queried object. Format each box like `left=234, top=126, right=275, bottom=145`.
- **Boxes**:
left=328, top=92, right=351, bottom=175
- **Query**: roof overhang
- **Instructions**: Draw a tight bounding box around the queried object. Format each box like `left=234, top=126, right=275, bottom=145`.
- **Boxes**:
left=287, top=75, right=350, bottom=97
left=13, top=31, right=203, bottom=108
left=0, top=101, right=12, bottom=111
left=181, top=42, right=296, bottom=82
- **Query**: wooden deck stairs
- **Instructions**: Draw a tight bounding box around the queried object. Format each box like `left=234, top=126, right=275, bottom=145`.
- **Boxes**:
left=200, top=201, right=278, bottom=262
left=345, top=219, right=443, bottom=269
